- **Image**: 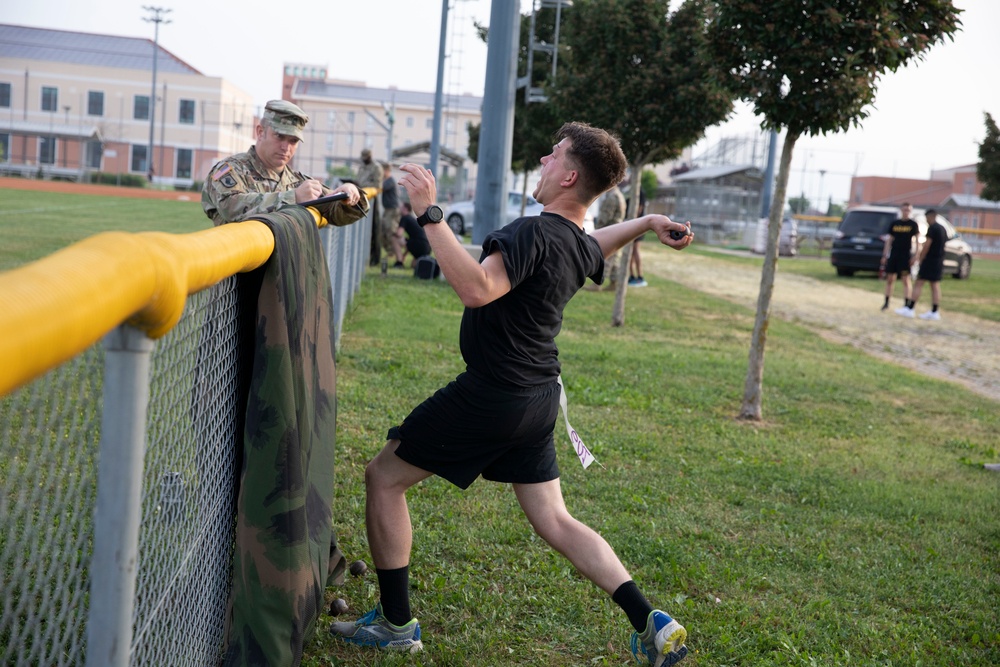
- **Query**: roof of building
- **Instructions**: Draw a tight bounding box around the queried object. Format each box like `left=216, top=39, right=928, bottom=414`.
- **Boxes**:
left=672, top=164, right=762, bottom=182
left=293, top=79, right=482, bottom=112
left=0, top=24, right=201, bottom=75
left=942, top=192, right=1000, bottom=210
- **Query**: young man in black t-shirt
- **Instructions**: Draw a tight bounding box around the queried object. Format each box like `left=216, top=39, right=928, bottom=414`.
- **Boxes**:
left=881, top=202, right=919, bottom=315
left=332, top=122, right=693, bottom=666
left=909, top=209, right=947, bottom=320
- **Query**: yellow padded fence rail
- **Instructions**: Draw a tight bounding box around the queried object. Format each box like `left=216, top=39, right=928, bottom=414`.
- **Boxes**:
left=0, top=207, right=325, bottom=398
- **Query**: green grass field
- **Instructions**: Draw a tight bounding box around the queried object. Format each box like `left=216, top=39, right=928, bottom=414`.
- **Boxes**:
left=311, top=262, right=1000, bottom=666
left=2, top=190, right=997, bottom=665
left=0, top=189, right=209, bottom=271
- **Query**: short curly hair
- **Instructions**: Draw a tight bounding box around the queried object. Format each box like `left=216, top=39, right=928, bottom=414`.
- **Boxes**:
left=554, top=122, right=628, bottom=202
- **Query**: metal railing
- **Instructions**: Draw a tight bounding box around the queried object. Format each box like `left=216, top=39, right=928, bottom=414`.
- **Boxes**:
left=0, top=202, right=374, bottom=666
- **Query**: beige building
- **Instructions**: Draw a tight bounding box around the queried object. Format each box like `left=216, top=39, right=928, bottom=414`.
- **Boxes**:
left=0, top=24, right=255, bottom=186
left=283, top=63, right=483, bottom=201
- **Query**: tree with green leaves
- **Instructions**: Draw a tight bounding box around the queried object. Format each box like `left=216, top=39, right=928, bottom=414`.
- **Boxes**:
left=709, top=0, right=961, bottom=421
left=977, top=112, right=1000, bottom=202
left=466, top=8, right=564, bottom=216
left=552, top=0, right=733, bottom=325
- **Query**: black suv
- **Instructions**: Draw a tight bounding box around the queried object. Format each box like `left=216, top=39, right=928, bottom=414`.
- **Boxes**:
left=831, top=205, right=973, bottom=279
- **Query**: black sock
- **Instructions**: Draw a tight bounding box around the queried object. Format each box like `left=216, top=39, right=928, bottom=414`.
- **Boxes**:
left=375, top=566, right=412, bottom=626
left=612, top=581, right=655, bottom=633
left=883, top=296, right=889, bottom=307
left=906, top=299, right=914, bottom=308
left=932, top=303, right=939, bottom=312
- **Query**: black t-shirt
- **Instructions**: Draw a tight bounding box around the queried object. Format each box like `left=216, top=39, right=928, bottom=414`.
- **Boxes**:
left=923, top=222, right=947, bottom=264
left=459, top=213, right=604, bottom=388
left=888, top=217, right=918, bottom=258
left=382, top=177, right=399, bottom=209
left=399, top=213, right=431, bottom=256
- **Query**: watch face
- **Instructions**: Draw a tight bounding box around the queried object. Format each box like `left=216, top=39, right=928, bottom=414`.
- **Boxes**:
left=427, top=205, right=444, bottom=222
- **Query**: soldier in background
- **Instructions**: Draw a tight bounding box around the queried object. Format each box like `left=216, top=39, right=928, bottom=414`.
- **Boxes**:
left=201, top=99, right=367, bottom=226
left=355, top=148, right=384, bottom=266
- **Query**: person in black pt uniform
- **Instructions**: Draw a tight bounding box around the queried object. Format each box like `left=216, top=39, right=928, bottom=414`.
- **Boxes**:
left=909, top=209, right=947, bottom=321
left=881, top=202, right=920, bottom=315
left=395, top=201, right=431, bottom=268
left=331, top=122, right=695, bottom=666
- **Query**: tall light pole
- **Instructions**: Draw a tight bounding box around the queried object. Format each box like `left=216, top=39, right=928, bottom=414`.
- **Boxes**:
left=143, top=6, right=171, bottom=181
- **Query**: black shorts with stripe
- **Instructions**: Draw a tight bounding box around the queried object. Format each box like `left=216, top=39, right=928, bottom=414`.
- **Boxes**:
left=387, top=371, right=561, bottom=489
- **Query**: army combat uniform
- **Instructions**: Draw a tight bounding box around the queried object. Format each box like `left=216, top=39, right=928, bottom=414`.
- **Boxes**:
left=201, top=146, right=369, bottom=227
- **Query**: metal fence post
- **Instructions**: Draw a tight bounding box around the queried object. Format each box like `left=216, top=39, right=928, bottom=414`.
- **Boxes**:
left=86, top=325, right=156, bottom=667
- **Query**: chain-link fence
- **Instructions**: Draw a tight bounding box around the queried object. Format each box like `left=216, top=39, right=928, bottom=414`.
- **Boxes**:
left=0, top=213, right=372, bottom=666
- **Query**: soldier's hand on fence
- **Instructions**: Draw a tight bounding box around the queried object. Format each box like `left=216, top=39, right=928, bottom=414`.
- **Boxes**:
left=294, top=179, right=325, bottom=204
left=398, top=163, right=438, bottom=217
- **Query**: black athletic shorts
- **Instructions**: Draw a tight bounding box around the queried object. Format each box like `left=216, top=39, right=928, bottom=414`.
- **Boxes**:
left=387, top=371, right=561, bottom=489
left=917, top=260, right=944, bottom=282
left=885, top=252, right=911, bottom=277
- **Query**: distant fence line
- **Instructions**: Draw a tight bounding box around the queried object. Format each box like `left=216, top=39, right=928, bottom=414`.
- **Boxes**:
left=0, top=199, right=374, bottom=666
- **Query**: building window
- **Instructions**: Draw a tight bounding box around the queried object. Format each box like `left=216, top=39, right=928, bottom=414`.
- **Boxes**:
left=41, top=86, right=58, bottom=112
left=425, top=118, right=432, bottom=129
left=406, top=116, right=414, bottom=128
left=176, top=148, right=192, bottom=178
left=131, top=144, right=148, bottom=173
left=39, top=136, right=56, bottom=164
left=0, top=83, right=10, bottom=108
left=179, top=99, right=195, bottom=124
left=87, top=91, right=104, bottom=117
left=134, top=95, right=150, bottom=120
left=853, top=183, right=863, bottom=203
left=327, top=110, right=335, bottom=126
left=0, top=133, right=9, bottom=161
left=347, top=111, right=355, bottom=124
left=86, top=140, right=102, bottom=169
left=326, top=135, right=334, bottom=151
left=346, top=135, right=353, bottom=148
left=971, top=214, right=979, bottom=229
left=285, top=65, right=293, bottom=75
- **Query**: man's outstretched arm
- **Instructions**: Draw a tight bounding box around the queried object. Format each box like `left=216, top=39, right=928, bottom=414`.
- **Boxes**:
left=397, top=163, right=511, bottom=308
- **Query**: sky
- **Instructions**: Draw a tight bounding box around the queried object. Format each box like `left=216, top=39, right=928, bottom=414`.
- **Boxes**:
left=3, top=0, right=997, bottom=206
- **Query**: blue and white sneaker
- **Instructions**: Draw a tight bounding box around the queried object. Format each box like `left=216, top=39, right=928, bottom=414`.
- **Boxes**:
left=630, top=609, right=687, bottom=666
left=330, top=602, right=423, bottom=652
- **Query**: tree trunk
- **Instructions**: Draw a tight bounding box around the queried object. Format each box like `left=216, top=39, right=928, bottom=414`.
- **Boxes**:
left=611, top=163, right=644, bottom=327
left=738, top=129, right=799, bottom=420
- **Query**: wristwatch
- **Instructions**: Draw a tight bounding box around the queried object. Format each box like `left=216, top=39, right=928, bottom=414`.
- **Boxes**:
left=417, top=205, right=444, bottom=227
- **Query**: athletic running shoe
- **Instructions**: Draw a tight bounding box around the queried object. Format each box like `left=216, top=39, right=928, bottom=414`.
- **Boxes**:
left=330, top=602, right=423, bottom=652
left=894, top=306, right=915, bottom=318
left=630, top=609, right=688, bottom=666
left=919, top=310, right=941, bottom=321
left=628, top=276, right=649, bottom=287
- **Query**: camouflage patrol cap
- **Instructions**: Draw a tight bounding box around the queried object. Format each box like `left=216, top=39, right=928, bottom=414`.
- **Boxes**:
left=262, top=100, right=309, bottom=139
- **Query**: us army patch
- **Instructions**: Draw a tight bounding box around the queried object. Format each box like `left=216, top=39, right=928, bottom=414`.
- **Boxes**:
left=213, top=163, right=232, bottom=181
left=220, top=174, right=237, bottom=188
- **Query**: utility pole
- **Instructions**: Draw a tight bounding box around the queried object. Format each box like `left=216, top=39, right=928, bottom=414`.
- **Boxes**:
left=143, top=6, right=171, bottom=182
left=430, top=0, right=448, bottom=177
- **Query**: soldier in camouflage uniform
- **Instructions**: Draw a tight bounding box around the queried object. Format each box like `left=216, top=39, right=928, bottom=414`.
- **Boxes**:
left=354, top=148, right=383, bottom=190
left=202, top=99, right=369, bottom=227
left=354, top=148, right=384, bottom=265
left=596, top=184, right=626, bottom=289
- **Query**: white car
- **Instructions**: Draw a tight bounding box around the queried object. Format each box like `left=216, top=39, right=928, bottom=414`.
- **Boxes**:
left=443, top=191, right=544, bottom=235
